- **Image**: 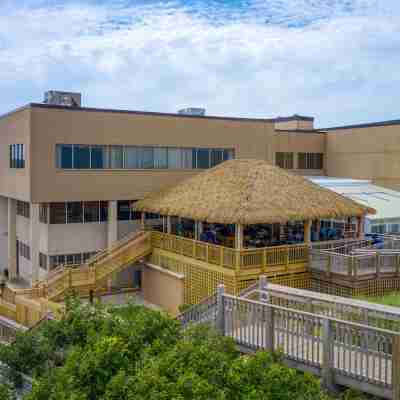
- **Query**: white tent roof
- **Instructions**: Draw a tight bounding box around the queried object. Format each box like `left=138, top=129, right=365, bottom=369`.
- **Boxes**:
left=307, top=177, right=400, bottom=221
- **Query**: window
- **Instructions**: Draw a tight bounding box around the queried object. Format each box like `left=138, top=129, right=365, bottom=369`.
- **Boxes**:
left=73, top=145, right=90, bottom=169
left=9, top=144, right=25, bottom=169
left=275, top=152, right=294, bottom=169
left=131, top=200, right=141, bottom=220
left=84, top=201, right=100, bottom=222
left=117, top=200, right=131, bottom=221
left=67, top=202, right=83, bottom=223
left=39, top=253, right=47, bottom=270
left=56, top=145, right=234, bottom=170
left=118, top=200, right=141, bottom=220
left=298, top=153, right=324, bottom=170
left=50, top=203, right=67, bottom=224
left=196, top=149, right=210, bottom=169
left=140, top=147, right=154, bottom=169
left=154, top=148, right=167, bottom=169
left=57, top=144, right=73, bottom=169
left=39, top=204, right=48, bottom=223
left=390, top=224, right=399, bottom=234
left=110, top=146, right=123, bottom=168
left=100, top=201, right=108, bottom=222
left=371, top=224, right=386, bottom=234
left=18, top=242, right=30, bottom=260
left=16, top=201, right=30, bottom=218
left=125, top=146, right=139, bottom=169
left=49, top=251, right=98, bottom=270
left=49, top=201, right=109, bottom=224
left=211, top=149, right=224, bottom=167
left=91, top=145, right=107, bottom=169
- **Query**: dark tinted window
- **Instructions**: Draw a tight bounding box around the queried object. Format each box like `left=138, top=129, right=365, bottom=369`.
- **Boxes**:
left=100, top=201, right=108, bottom=222
left=74, top=145, right=90, bottom=169
left=84, top=201, right=99, bottom=222
left=57, top=144, right=73, bottom=169
left=118, top=201, right=131, bottom=220
left=67, top=202, right=83, bottom=223
left=91, top=146, right=106, bottom=169
left=196, top=149, right=210, bottom=169
left=50, top=203, right=67, bottom=224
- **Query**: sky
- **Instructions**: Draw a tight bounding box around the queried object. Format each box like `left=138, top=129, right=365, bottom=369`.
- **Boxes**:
left=0, top=0, right=399, bottom=127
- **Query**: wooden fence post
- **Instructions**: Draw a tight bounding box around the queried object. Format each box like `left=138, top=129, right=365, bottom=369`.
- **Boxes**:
left=265, top=305, right=274, bottom=352
left=216, top=284, right=225, bottom=335
left=259, top=275, right=269, bottom=303
left=376, top=254, right=381, bottom=278
left=321, top=318, right=335, bottom=391
left=393, top=335, right=400, bottom=400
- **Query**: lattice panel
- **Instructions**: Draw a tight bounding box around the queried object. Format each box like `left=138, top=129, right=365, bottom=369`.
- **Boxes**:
left=151, top=252, right=235, bottom=305
left=271, top=273, right=312, bottom=290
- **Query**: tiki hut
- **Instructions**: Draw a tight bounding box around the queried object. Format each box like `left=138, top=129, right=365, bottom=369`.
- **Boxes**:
left=135, top=159, right=375, bottom=248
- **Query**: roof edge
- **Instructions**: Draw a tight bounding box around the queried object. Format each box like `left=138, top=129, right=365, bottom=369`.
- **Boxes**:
left=323, top=119, right=400, bottom=131
left=0, top=103, right=278, bottom=124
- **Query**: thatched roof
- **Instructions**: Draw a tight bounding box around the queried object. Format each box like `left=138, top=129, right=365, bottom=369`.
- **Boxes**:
left=134, top=159, right=375, bottom=224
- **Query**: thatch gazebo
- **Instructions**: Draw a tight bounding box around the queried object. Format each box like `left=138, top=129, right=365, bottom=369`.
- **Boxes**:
left=134, top=159, right=375, bottom=250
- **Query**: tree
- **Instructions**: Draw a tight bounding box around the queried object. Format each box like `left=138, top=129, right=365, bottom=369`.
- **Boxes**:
left=0, top=298, right=330, bottom=400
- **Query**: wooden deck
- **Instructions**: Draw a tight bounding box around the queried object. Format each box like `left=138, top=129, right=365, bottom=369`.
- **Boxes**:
left=179, top=284, right=400, bottom=400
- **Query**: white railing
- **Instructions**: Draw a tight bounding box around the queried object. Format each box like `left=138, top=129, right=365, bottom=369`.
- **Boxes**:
left=180, top=284, right=400, bottom=399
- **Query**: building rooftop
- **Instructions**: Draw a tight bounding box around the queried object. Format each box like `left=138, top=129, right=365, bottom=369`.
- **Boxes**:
left=308, top=177, right=400, bottom=221
left=0, top=102, right=279, bottom=124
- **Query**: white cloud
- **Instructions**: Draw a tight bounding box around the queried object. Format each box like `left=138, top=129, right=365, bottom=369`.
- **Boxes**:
left=0, top=0, right=399, bottom=126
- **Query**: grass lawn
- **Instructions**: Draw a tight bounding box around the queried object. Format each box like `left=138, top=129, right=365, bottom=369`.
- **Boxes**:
left=358, top=292, right=400, bottom=307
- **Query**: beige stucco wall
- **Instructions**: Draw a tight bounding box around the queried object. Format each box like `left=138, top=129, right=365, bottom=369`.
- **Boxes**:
left=0, top=109, right=31, bottom=201
left=47, top=222, right=108, bottom=254
left=326, top=125, right=400, bottom=190
left=142, top=263, right=184, bottom=315
left=274, top=119, right=314, bottom=131
left=29, top=106, right=275, bottom=202
left=273, top=131, right=326, bottom=174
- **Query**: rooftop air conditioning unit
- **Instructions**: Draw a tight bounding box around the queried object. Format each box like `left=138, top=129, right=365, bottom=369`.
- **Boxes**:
left=44, top=91, right=82, bottom=107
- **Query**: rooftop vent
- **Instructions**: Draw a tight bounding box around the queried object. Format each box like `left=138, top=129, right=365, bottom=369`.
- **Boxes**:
left=178, top=107, right=206, bottom=116
left=44, top=91, right=82, bottom=107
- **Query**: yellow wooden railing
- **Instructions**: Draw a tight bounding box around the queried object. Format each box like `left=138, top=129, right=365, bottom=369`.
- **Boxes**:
left=151, top=231, right=309, bottom=271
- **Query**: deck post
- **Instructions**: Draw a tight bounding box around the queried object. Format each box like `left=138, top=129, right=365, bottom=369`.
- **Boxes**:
left=376, top=254, right=381, bottom=278
left=321, top=318, right=335, bottom=391
left=259, top=275, right=269, bottom=303
left=304, top=220, right=312, bottom=244
left=167, top=216, right=172, bottom=234
left=265, top=305, right=274, bottom=352
left=141, top=212, right=146, bottom=230
left=397, top=254, right=400, bottom=277
left=393, top=335, right=400, bottom=400
left=216, top=284, right=225, bottom=335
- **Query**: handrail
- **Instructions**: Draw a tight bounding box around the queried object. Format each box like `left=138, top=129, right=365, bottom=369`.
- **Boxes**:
left=224, top=292, right=400, bottom=335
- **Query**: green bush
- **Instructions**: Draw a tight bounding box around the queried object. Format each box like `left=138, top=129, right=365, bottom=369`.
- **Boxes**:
left=1, top=298, right=329, bottom=400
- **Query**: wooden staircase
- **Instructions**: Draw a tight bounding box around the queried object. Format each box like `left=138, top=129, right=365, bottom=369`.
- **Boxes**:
left=0, top=230, right=152, bottom=326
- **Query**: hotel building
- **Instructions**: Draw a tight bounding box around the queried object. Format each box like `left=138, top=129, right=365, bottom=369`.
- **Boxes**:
left=0, top=91, right=399, bottom=284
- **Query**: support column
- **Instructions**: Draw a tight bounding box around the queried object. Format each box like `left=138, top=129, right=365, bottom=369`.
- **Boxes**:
left=30, top=203, right=40, bottom=284
left=107, top=201, right=118, bottom=248
left=235, top=224, right=243, bottom=249
left=357, top=215, right=365, bottom=239
left=315, top=220, right=321, bottom=242
left=195, top=221, right=203, bottom=241
left=304, top=220, right=312, bottom=244
left=167, top=216, right=171, bottom=234
left=141, top=212, right=145, bottom=230
left=7, top=198, right=17, bottom=279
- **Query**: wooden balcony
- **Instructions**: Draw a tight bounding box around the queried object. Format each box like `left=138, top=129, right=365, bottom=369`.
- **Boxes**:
left=150, top=231, right=309, bottom=276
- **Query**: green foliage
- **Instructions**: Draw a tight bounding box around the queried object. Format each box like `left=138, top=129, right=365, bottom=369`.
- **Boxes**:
left=0, top=383, right=16, bottom=400
left=358, top=292, right=400, bottom=307
left=0, top=297, right=329, bottom=400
